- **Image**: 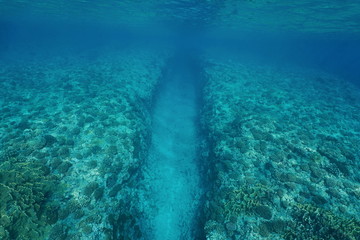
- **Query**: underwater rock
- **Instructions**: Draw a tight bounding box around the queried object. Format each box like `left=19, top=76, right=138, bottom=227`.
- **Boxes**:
left=49, top=224, right=69, bottom=240
left=83, top=182, right=99, bottom=196
left=73, top=209, right=85, bottom=219
left=326, top=187, right=342, bottom=199
left=93, top=187, right=104, bottom=201
left=30, top=137, right=47, bottom=150
left=106, top=145, right=118, bottom=156
left=106, top=174, right=118, bottom=188
left=225, top=222, right=237, bottom=231
left=312, top=194, right=327, bottom=205
left=265, top=219, right=287, bottom=233
left=17, top=119, right=30, bottom=130
left=44, top=204, right=60, bottom=225
left=71, top=127, right=81, bottom=135
left=0, top=149, right=18, bottom=161
left=85, top=116, right=95, bottom=123
left=108, top=184, right=122, bottom=197
left=44, top=134, right=57, bottom=147
left=254, top=205, right=273, bottom=220
left=234, top=138, right=250, bottom=153
left=87, top=160, right=97, bottom=168
left=309, top=165, right=324, bottom=179
left=57, top=147, right=70, bottom=158
left=57, top=161, right=73, bottom=174
left=258, top=222, right=270, bottom=237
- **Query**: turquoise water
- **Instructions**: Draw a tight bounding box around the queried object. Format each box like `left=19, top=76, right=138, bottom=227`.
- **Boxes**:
left=0, top=1, right=360, bottom=240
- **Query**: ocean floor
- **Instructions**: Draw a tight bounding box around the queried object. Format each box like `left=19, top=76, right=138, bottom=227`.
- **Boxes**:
left=139, top=60, right=203, bottom=240
left=0, top=50, right=166, bottom=240
left=1, top=49, right=360, bottom=240
left=201, top=58, right=360, bottom=240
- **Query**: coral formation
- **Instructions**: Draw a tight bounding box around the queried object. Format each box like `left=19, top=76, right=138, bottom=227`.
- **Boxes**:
left=0, top=154, right=59, bottom=239
left=284, top=203, right=360, bottom=240
left=224, top=184, right=273, bottom=219
left=201, top=57, right=360, bottom=239
left=0, top=49, right=168, bottom=239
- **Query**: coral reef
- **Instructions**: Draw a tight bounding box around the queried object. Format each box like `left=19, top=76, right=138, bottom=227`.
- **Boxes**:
left=0, top=154, right=59, bottom=240
left=284, top=203, right=360, bottom=240
left=224, top=184, right=274, bottom=219
left=0, top=49, right=168, bottom=239
left=201, top=58, right=360, bottom=239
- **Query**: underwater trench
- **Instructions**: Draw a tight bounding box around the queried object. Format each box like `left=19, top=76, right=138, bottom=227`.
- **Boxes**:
left=140, top=54, right=206, bottom=240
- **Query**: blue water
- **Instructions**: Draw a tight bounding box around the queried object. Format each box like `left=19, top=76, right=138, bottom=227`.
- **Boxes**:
left=1, top=1, right=360, bottom=240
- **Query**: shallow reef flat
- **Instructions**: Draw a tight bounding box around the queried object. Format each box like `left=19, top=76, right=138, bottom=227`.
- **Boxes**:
left=201, top=60, right=360, bottom=239
left=0, top=50, right=167, bottom=240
